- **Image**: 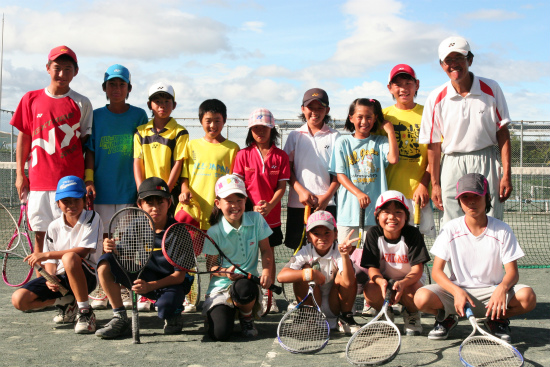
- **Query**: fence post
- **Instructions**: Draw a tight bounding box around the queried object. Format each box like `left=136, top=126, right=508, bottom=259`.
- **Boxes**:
left=520, top=120, right=523, bottom=212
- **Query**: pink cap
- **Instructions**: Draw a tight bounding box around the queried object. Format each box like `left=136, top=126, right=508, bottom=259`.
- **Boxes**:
left=248, top=108, right=275, bottom=129
left=306, top=210, right=337, bottom=231
left=48, top=45, right=78, bottom=64
left=388, top=64, right=416, bottom=83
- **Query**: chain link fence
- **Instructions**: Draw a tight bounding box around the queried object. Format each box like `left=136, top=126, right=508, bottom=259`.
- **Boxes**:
left=1, top=108, right=549, bottom=267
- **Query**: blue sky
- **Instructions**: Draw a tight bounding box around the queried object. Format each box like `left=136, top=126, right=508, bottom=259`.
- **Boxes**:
left=0, top=0, right=549, bottom=127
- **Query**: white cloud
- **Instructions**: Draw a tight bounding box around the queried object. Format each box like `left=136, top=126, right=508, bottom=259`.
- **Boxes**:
left=464, top=9, right=522, bottom=21
left=241, top=21, right=264, bottom=33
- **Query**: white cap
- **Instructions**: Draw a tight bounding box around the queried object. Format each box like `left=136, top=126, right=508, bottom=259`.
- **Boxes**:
left=215, top=175, right=247, bottom=199
left=375, top=190, right=409, bottom=212
left=148, top=82, right=175, bottom=99
left=438, top=36, right=471, bottom=61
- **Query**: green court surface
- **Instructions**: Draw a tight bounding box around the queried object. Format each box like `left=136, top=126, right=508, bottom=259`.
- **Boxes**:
left=0, top=267, right=548, bottom=367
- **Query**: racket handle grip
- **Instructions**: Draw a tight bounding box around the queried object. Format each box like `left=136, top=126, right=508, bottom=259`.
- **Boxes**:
left=464, top=303, right=474, bottom=318
left=304, top=205, right=311, bottom=223
left=36, top=266, right=69, bottom=296
left=247, top=274, right=283, bottom=295
left=414, top=201, right=421, bottom=226
left=385, top=279, right=396, bottom=302
left=359, top=208, right=365, bottom=227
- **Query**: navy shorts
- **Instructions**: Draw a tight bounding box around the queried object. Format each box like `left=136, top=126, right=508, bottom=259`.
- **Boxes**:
left=268, top=226, right=284, bottom=247
left=22, top=265, right=97, bottom=301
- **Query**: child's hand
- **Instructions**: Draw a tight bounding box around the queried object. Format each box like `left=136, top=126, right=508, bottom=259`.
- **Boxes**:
left=132, top=279, right=151, bottom=295
left=255, top=200, right=273, bottom=217
left=392, top=280, right=406, bottom=303
left=485, top=284, right=508, bottom=320
left=314, top=194, right=331, bottom=211
left=381, top=120, right=395, bottom=134
left=24, top=252, right=48, bottom=269
left=103, top=238, right=117, bottom=254
left=298, top=189, right=318, bottom=208
left=85, top=183, right=96, bottom=199
left=45, top=276, right=62, bottom=292
left=339, top=230, right=359, bottom=256
left=226, top=265, right=244, bottom=281
left=453, top=289, right=475, bottom=317
left=179, top=189, right=192, bottom=204
left=260, top=268, right=272, bottom=289
left=412, top=183, right=429, bottom=209
left=356, top=192, right=371, bottom=209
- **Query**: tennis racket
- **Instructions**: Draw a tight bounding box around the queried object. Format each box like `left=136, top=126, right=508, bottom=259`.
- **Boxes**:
left=413, top=201, right=431, bottom=284
left=87, top=190, right=94, bottom=211
left=1, top=199, right=34, bottom=287
left=109, top=207, right=155, bottom=344
left=459, top=304, right=523, bottom=367
left=346, top=279, right=401, bottom=366
left=277, top=265, right=330, bottom=353
left=283, top=206, right=311, bottom=303
left=184, top=267, right=201, bottom=311
left=357, top=207, right=366, bottom=249
left=161, top=222, right=282, bottom=294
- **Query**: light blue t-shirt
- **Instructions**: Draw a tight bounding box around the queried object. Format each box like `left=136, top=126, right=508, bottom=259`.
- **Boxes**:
left=204, top=211, right=273, bottom=295
left=86, top=105, right=147, bottom=205
left=330, top=134, right=389, bottom=227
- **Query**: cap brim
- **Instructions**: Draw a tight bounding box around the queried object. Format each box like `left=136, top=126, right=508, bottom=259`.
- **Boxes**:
left=303, top=98, right=328, bottom=107
left=139, top=190, right=171, bottom=199
left=217, top=188, right=247, bottom=199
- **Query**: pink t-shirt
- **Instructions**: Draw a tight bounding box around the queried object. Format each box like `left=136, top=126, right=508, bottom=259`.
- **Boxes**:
left=233, top=144, right=290, bottom=227
left=10, top=88, right=93, bottom=191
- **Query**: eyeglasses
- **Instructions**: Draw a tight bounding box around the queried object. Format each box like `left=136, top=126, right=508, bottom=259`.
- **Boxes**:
left=442, top=55, right=467, bottom=66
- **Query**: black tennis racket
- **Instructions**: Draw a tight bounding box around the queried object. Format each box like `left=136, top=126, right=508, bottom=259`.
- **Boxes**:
left=1, top=199, right=33, bottom=287
left=346, top=279, right=401, bottom=365
left=109, top=207, right=155, bottom=344
left=459, top=304, right=523, bottom=367
left=161, top=222, right=282, bottom=294
left=277, top=265, right=330, bottom=354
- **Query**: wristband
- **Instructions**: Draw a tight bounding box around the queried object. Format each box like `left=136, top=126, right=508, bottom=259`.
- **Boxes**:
left=302, top=268, right=313, bottom=282
left=84, top=169, right=94, bottom=182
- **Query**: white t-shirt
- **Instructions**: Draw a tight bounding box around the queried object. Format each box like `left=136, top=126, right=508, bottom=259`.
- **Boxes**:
left=419, top=74, right=511, bottom=154
left=430, top=216, right=524, bottom=288
left=283, top=123, right=340, bottom=208
left=44, top=209, right=103, bottom=275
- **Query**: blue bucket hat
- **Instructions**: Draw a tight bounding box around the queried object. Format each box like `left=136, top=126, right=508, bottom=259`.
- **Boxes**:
left=55, top=176, right=87, bottom=201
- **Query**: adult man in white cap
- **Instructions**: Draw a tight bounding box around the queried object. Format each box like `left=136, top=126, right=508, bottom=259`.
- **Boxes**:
left=419, top=36, right=512, bottom=225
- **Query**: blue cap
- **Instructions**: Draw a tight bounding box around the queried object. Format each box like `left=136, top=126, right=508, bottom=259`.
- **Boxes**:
left=55, top=176, right=87, bottom=201
left=104, top=64, right=131, bottom=84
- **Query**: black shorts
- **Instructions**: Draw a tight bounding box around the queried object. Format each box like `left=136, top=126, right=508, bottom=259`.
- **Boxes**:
left=268, top=226, right=283, bottom=247
left=22, top=264, right=97, bottom=301
left=284, top=206, right=337, bottom=250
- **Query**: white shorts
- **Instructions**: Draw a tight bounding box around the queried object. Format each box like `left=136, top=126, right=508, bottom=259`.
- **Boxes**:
left=202, top=285, right=262, bottom=318
left=421, top=283, right=531, bottom=321
left=27, top=191, right=62, bottom=232
left=403, top=198, right=436, bottom=238
left=94, top=204, right=134, bottom=234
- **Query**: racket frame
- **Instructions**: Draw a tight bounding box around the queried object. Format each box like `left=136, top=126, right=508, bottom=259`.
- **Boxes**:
left=357, top=207, right=366, bottom=249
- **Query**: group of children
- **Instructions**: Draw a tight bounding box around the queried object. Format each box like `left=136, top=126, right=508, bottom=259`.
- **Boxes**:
left=8, top=45, right=536, bottom=344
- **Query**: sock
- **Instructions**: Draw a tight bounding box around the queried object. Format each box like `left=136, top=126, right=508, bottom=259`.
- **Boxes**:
left=113, top=307, right=128, bottom=320
left=240, top=310, right=253, bottom=319
left=340, top=312, right=355, bottom=323
left=77, top=301, right=90, bottom=310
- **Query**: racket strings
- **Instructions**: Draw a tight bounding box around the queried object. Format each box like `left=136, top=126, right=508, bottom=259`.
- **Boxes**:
left=164, top=225, right=199, bottom=271
left=460, top=337, right=523, bottom=367
left=112, top=211, right=155, bottom=273
left=278, top=305, right=329, bottom=353
left=347, top=322, right=400, bottom=364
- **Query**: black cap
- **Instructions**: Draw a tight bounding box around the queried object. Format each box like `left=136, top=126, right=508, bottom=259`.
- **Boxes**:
left=455, top=173, right=488, bottom=199
left=138, top=177, right=171, bottom=199
left=302, top=88, right=329, bottom=107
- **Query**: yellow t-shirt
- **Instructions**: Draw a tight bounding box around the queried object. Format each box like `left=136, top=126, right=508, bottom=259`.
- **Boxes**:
left=374, top=104, right=428, bottom=198
left=182, top=138, right=240, bottom=230
left=133, top=118, right=188, bottom=183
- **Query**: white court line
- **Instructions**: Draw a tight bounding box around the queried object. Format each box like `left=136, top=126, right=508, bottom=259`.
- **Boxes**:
left=260, top=338, right=281, bottom=367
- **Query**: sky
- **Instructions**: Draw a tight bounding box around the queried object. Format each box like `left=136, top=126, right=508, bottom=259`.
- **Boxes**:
left=0, top=0, right=549, bottom=129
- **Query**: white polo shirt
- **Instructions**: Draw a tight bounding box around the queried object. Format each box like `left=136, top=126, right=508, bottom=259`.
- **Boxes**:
left=283, top=123, right=340, bottom=208
left=419, top=74, right=511, bottom=154
left=43, top=209, right=103, bottom=275
left=430, top=216, right=524, bottom=288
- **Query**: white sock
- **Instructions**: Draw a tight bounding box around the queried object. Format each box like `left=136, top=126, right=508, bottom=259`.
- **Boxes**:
left=77, top=301, right=90, bottom=309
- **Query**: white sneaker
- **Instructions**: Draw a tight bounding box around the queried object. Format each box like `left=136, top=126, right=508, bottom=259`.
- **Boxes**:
left=338, top=313, right=361, bottom=335
left=90, top=298, right=109, bottom=310
left=182, top=298, right=197, bottom=313
left=392, top=303, right=404, bottom=315
left=403, top=310, right=422, bottom=336
left=137, top=296, right=153, bottom=312
left=362, top=299, right=376, bottom=316
left=121, top=289, right=132, bottom=310
left=287, top=301, right=298, bottom=312
left=74, top=308, right=96, bottom=334
left=53, top=298, right=78, bottom=324
left=269, top=301, right=279, bottom=313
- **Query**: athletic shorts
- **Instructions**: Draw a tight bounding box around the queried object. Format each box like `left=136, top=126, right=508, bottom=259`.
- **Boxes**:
left=403, top=198, right=436, bottom=238
left=21, top=264, right=97, bottom=301
left=421, top=283, right=531, bottom=321
left=268, top=226, right=283, bottom=247
left=285, top=206, right=337, bottom=250
left=94, top=203, right=134, bottom=234
left=27, top=191, right=63, bottom=232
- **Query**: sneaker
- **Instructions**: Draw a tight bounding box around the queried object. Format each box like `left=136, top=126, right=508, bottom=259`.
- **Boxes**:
left=338, top=312, right=361, bottom=335
left=95, top=312, right=131, bottom=339
left=183, top=298, right=197, bottom=313
left=121, top=289, right=132, bottom=310
left=239, top=315, right=258, bottom=337
left=164, top=313, right=184, bottom=335
left=428, top=315, right=458, bottom=340
left=403, top=310, right=422, bottom=336
left=269, top=301, right=279, bottom=313
left=53, top=298, right=78, bottom=324
left=137, top=296, right=153, bottom=312
left=484, top=318, right=512, bottom=342
left=392, top=303, right=404, bottom=315
left=74, top=308, right=96, bottom=334
left=362, top=300, right=377, bottom=316
left=287, top=301, right=298, bottom=312
left=90, top=298, right=109, bottom=310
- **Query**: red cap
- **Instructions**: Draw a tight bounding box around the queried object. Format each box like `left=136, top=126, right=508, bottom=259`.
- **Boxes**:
left=388, top=64, right=416, bottom=83
left=48, top=45, right=78, bottom=64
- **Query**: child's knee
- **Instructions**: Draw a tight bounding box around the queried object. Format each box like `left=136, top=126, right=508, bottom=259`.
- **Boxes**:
left=61, top=252, right=82, bottom=269
left=11, top=289, right=30, bottom=310
left=413, top=288, right=431, bottom=309
left=514, top=287, right=537, bottom=312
